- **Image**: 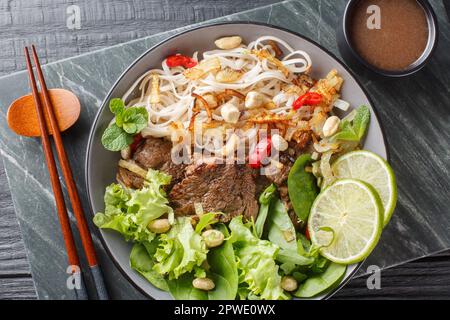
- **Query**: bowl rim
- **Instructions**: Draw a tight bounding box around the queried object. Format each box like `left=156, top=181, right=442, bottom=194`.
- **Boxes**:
left=85, top=20, right=389, bottom=300
left=340, top=0, right=439, bottom=78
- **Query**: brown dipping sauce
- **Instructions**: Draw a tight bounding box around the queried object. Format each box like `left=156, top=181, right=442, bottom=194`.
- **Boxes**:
left=349, top=0, right=429, bottom=71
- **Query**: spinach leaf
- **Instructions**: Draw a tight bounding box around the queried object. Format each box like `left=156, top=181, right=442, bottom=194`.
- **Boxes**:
left=267, top=198, right=297, bottom=251
left=207, top=224, right=238, bottom=300
left=310, top=255, right=330, bottom=274
left=101, top=123, right=134, bottom=151
left=276, top=248, right=314, bottom=266
left=294, top=262, right=347, bottom=298
left=167, top=274, right=208, bottom=300
left=130, top=242, right=168, bottom=291
left=255, top=184, right=277, bottom=238
left=288, top=154, right=319, bottom=222
left=331, top=105, right=370, bottom=142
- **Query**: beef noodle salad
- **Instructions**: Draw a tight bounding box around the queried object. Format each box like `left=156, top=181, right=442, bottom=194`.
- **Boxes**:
left=94, top=35, right=397, bottom=299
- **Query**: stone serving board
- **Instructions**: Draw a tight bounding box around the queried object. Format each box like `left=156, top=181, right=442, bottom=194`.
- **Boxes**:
left=0, top=0, right=449, bottom=299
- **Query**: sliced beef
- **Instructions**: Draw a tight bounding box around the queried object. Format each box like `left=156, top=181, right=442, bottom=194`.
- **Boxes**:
left=133, top=137, right=172, bottom=169
left=265, top=152, right=295, bottom=186
left=117, top=167, right=145, bottom=189
left=128, top=136, right=187, bottom=188
left=169, top=163, right=259, bottom=223
left=254, top=174, right=272, bottom=196
left=160, top=160, right=188, bottom=186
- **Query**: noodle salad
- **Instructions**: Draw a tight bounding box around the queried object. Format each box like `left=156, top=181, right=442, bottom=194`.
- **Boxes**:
left=95, top=35, right=397, bottom=300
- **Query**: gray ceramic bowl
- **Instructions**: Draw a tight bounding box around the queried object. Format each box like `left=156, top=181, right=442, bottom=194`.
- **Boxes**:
left=85, top=22, right=388, bottom=300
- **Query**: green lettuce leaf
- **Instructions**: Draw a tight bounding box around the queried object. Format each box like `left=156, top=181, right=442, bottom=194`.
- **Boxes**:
left=93, top=169, right=173, bottom=243
left=195, top=212, right=219, bottom=234
left=130, top=241, right=168, bottom=291
left=154, top=217, right=208, bottom=280
left=229, top=217, right=288, bottom=300
left=166, top=224, right=239, bottom=300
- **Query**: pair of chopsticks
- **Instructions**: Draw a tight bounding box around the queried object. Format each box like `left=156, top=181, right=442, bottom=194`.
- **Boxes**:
left=24, top=46, right=109, bottom=300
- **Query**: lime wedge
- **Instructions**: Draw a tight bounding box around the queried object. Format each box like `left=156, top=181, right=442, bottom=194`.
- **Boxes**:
left=332, top=150, right=397, bottom=226
left=308, top=179, right=383, bottom=264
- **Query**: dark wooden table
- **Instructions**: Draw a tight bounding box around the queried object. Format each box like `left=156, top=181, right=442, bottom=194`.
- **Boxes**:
left=0, top=0, right=449, bottom=300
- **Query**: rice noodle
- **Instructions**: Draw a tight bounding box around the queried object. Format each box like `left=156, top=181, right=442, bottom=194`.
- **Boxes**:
left=120, top=35, right=317, bottom=155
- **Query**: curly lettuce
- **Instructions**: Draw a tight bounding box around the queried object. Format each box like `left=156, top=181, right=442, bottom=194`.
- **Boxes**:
left=130, top=240, right=168, bottom=291
left=229, top=217, right=288, bottom=300
left=93, top=169, right=173, bottom=243
left=153, top=217, right=208, bottom=280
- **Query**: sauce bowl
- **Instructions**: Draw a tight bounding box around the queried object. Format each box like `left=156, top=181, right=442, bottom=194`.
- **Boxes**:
left=337, top=0, right=438, bottom=78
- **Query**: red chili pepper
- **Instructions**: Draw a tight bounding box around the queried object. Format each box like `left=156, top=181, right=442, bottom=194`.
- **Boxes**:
left=305, top=226, right=311, bottom=240
left=249, top=137, right=272, bottom=169
left=292, top=92, right=323, bottom=110
left=130, top=134, right=143, bottom=155
left=166, top=54, right=197, bottom=68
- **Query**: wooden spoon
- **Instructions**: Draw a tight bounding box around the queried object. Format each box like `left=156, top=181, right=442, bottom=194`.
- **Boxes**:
left=7, top=88, right=80, bottom=137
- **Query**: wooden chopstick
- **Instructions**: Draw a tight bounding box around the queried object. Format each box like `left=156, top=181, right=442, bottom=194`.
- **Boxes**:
left=24, top=46, right=88, bottom=300
left=28, top=45, right=109, bottom=300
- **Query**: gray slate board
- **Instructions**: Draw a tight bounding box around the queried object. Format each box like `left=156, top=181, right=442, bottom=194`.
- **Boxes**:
left=0, top=0, right=449, bottom=299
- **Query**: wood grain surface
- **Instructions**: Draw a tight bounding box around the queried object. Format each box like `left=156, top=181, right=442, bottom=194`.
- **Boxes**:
left=0, top=0, right=449, bottom=300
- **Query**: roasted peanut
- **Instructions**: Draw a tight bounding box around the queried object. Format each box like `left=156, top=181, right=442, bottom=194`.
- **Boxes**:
left=281, top=276, right=298, bottom=292
left=203, top=94, right=218, bottom=108
left=244, top=91, right=268, bottom=109
left=220, top=102, right=240, bottom=124
left=202, top=229, right=225, bottom=248
left=147, top=219, right=171, bottom=234
left=215, top=68, right=242, bottom=83
left=271, top=133, right=289, bottom=152
left=322, top=116, right=340, bottom=137
left=214, top=36, right=242, bottom=50
left=192, top=277, right=215, bottom=291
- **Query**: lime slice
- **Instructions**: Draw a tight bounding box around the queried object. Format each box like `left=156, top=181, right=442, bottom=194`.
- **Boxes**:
left=332, top=150, right=397, bottom=226
left=308, top=179, right=383, bottom=264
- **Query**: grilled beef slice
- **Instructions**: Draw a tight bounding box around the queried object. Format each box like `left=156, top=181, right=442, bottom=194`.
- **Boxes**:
left=133, top=137, right=173, bottom=169
left=116, top=166, right=145, bottom=189
left=116, top=137, right=187, bottom=189
left=169, top=163, right=259, bottom=222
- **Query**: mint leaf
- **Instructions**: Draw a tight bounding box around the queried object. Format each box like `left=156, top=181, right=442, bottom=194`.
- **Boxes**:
left=331, top=106, right=370, bottom=142
left=109, top=98, right=125, bottom=115
left=101, top=123, right=133, bottom=151
left=122, top=107, right=148, bottom=134
left=353, top=105, right=370, bottom=139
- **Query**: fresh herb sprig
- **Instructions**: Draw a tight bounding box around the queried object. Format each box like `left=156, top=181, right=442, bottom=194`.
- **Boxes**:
left=331, top=105, right=370, bottom=142
left=101, top=98, right=148, bottom=151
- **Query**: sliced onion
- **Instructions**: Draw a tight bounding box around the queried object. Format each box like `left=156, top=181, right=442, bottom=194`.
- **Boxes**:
left=333, top=98, right=350, bottom=111
left=118, top=160, right=148, bottom=179
left=320, top=151, right=336, bottom=189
